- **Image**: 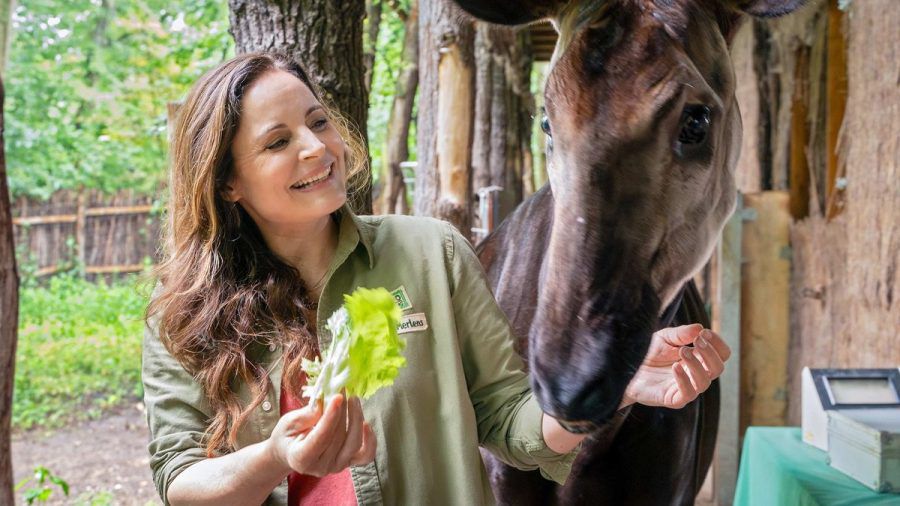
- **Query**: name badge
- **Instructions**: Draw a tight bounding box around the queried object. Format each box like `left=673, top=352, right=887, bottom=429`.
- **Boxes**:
left=397, top=313, right=428, bottom=334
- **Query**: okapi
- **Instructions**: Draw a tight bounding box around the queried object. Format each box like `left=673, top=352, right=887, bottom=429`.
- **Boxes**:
left=451, top=0, right=806, bottom=504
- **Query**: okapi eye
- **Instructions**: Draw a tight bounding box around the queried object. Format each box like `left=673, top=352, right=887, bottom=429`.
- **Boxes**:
left=677, top=105, right=711, bottom=145
left=540, top=115, right=552, bottom=137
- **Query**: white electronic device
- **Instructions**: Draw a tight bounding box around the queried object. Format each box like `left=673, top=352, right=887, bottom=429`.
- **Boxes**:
left=801, top=367, right=900, bottom=492
left=801, top=367, right=900, bottom=451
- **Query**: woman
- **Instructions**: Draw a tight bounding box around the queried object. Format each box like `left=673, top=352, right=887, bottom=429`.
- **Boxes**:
left=143, top=52, right=729, bottom=506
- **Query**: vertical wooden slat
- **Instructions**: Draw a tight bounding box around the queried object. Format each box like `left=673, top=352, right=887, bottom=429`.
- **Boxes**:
left=789, top=48, right=810, bottom=220
left=75, top=191, right=87, bottom=272
left=824, top=0, right=848, bottom=220
left=712, top=194, right=743, bottom=506
left=740, top=192, right=792, bottom=433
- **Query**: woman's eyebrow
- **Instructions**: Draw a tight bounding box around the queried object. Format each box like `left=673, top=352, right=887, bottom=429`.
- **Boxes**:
left=257, top=105, right=324, bottom=136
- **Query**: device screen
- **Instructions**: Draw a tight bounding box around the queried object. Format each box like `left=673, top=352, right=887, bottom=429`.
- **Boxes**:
left=827, top=377, right=899, bottom=404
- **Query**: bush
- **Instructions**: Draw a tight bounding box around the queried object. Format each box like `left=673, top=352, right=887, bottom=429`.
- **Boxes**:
left=14, top=273, right=151, bottom=430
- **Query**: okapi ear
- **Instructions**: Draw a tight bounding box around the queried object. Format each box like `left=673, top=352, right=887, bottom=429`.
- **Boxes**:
left=731, top=0, right=808, bottom=18
left=449, top=0, right=566, bottom=25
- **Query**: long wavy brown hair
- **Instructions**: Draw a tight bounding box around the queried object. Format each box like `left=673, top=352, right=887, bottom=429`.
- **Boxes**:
left=146, top=52, right=368, bottom=456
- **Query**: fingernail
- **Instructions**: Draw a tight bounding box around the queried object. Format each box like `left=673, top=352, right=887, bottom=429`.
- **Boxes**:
left=697, top=336, right=708, bottom=348
left=700, top=329, right=711, bottom=339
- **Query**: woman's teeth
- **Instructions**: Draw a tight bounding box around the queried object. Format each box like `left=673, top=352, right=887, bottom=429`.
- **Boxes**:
left=292, top=165, right=332, bottom=189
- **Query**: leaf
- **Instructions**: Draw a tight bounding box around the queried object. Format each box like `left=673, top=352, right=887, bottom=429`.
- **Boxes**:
left=302, top=287, right=405, bottom=401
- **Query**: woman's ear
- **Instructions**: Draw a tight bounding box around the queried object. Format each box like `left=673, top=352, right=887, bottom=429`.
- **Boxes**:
left=221, top=180, right=241, bottom=203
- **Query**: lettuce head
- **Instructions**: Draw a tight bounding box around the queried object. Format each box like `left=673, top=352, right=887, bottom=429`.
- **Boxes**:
left=302, top=287, right=406, bottom=401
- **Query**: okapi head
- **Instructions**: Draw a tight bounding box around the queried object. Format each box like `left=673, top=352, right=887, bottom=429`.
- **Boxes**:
left=453, top=0, right=805, bottom=431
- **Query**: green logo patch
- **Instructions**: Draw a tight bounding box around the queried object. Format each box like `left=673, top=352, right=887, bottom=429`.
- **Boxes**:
left=391, top=286, right=413, bottom=311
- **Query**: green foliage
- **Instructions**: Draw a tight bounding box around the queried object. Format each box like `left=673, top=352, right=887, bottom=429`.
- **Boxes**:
left=5, top=0, right=234, bottom=199
left=367, top=0, right=416, bottom=187
left=14, top=273, right=150, bottom=430
left=15, top=466, right=70, bottom=504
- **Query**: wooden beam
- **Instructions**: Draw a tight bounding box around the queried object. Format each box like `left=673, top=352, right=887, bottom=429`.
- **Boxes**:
left=84, top=264, right=145, bottom=274
left=740, top=192, right=792, bottom=433
left=12, top=204, right=154, bottom=226
left=712, top=194, right=743, bottom=506
left=84, top=204, right=153, bottom=217
left=824, top=0, right=848, bottom=220
left=11, top=214, right=76, bottom=226
left=789, top=47, right=810, bottom=220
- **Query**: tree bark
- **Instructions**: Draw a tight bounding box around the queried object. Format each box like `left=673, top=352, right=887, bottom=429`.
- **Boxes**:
left=228, top=0, right=372, bottom=214
left=0, top=77, right=18, bottom=504
left=414, top=0, right=475, bottom=233
left=378, top=0, right=418, bottom=215
left=364, top=0, right=382, bottom=95
left=471, top=24, right=534, bottom=228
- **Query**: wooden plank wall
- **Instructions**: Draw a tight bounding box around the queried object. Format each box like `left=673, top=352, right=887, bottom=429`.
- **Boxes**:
left=788, top=0, right=900, bottom=424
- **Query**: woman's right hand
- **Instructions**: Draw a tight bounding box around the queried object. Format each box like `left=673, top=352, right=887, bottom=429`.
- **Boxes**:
left=266, top=395, right=377, bottom=477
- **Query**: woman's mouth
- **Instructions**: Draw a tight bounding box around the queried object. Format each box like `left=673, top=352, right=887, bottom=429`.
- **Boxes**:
left=291, top=163, right=333, bottom=191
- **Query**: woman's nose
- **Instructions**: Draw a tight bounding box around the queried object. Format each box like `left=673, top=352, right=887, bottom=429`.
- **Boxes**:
left=298, top=129, right=326, bottom=160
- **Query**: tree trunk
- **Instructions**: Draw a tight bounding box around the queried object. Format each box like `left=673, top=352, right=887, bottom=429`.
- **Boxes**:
left=364, top=0, right=382, bottom=95
left=378, top=0, right=418, bottom=215
left=414, top=0, right=475, bottom=234
left=0, top=77, right=18, bottom=504
left=228, top=0, right=372, bottom=214
left=471, top=24, right=534, bottom=228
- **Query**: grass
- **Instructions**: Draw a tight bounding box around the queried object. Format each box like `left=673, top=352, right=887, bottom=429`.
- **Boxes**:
left=13, top=273, right=151, bottom=431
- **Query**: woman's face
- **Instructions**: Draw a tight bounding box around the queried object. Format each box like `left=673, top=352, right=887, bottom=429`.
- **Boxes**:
left=227, top=69, right=348, bottom=235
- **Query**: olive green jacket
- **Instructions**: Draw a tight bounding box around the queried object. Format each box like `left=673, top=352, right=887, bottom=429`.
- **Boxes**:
left=142, top=208, right=578, bottom=505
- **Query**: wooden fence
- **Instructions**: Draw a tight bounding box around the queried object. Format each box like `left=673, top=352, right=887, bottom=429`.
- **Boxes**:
left=12, top=190, right=161, bottom=279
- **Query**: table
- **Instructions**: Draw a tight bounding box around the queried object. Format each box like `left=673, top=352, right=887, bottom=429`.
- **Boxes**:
left=733, top=427, right=900, bottom=506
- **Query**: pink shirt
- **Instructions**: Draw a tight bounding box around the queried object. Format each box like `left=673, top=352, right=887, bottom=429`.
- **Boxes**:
left=280, top=374, right=358, bottom=506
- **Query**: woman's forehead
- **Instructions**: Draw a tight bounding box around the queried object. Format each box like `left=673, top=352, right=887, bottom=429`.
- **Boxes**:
left=242, top=70, right=318, bottom=117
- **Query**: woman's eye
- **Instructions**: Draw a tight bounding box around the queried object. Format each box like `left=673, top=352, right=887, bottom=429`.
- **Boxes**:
left=311, top=118, right=328, bottom=131
left=266, top=138, right=288, bottom=150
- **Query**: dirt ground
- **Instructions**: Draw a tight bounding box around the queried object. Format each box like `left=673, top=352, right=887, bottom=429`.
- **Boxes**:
left=11, top=402, right=161, bottom=505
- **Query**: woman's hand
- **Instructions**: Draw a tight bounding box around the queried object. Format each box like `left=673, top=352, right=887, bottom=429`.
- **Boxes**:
left=266, top=394, right=377, bottom=477
left=620, top=324, right=731, bottom=410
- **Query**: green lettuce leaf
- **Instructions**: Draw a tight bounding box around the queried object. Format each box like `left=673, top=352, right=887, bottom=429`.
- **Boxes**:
left=302, top=287, right=405, bottom=401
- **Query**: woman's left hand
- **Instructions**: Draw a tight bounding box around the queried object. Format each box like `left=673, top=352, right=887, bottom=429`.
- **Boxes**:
left=620, top=324, right=731, bottom=410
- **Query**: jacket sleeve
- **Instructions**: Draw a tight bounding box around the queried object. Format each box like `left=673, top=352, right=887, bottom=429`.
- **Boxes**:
left=442, top=222, right=579, bottom=485
left=142, top=315, right=211, bottom=504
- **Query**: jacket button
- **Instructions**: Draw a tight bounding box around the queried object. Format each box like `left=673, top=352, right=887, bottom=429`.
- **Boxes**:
left=262, top=400, right=273, bottom=412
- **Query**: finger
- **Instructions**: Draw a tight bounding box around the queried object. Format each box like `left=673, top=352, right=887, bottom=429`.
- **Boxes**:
left=694, top=333, right=725, bottom=379
left=350, top=422, right=377, bottom=466
left=701, top=329, right=732, bottom=362
left=277, top=405, right=321, bottom=437
left=334, top=398, right=365, bottom=469
left=303, top=394, right=346, bottom=463
left=681, top=347, right=711, bottom=393
left=655, top=324, right=703, bottom=346
left=317, top=394, right=350, bottom=471
left=672, top=361, right=697, bottom=408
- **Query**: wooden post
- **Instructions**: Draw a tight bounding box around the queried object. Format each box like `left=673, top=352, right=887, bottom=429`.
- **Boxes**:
left=788, top=47, right=810, bottom=220
left=75, top=191, right=87, bottom=272
left=414, top=0, right=475, bottom=232
left=712, top=194, right=743, bottom=506
left=740, top=192, right=792, bottom=433
left=824, top=0, right=848, bottom=220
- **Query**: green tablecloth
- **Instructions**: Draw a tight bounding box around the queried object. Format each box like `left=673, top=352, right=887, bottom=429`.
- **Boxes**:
left=734, top=427, right=899, bottom=506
